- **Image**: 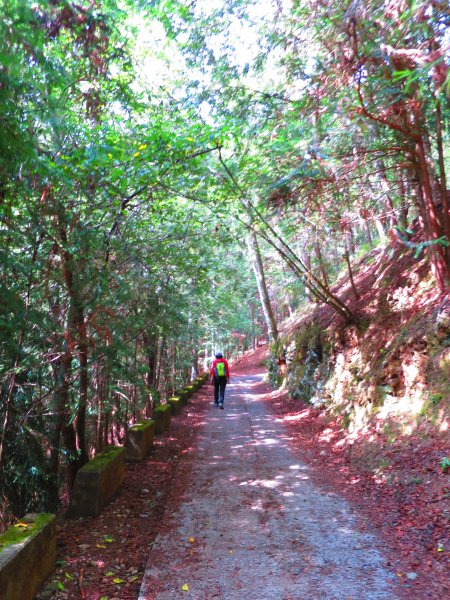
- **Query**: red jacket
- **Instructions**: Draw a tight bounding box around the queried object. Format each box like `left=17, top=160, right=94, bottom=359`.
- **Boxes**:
left=210, top=358, right=230, bottom=381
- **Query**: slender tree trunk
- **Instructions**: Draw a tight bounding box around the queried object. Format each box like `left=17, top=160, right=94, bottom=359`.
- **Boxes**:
left=397, top=168, right=409, bottom=229
left=376, top=159, right=398, bottom=228
left=144, top=331, right=158, bottom=416
left=363, top=218, right=373, bottom=245
left=75, top=316, right=88, bottom=466
left=344, top=238, right=359, bottom=300
left=156, top=337, right=166, bottom=391
left=246, top=231, right=278, bottom=342
left=415, top=134, right=448, bottom=290
left=96, top=359, right=104, bottom=451
left=59, top=216, right=89, bottom=472
left=103, top=411, right=109, bottom=448
left=314, top=240, right=330, bottom=288
left=46, top=338, right=72, bottom=511
left=171, top=343, right=177, bottom=391
left=435, top=97, right=450, bottom=267
left=0, top=374, right=16, bottom=476
left=303, top=251, right=312, bottom=303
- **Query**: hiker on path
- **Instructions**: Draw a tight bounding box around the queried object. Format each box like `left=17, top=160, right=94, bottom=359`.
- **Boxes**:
left=210, top=352, right=230, bottom=409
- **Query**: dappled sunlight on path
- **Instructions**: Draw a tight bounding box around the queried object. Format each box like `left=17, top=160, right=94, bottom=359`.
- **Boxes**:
left=139, top=374, right=398, bottom=600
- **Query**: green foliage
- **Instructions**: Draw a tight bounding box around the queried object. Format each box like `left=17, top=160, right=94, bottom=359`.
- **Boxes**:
left=439, top=457, right=450, bottom=473
left=430, top=393, right=443, bottom=406
left=1, top=0, right=449, bottom=522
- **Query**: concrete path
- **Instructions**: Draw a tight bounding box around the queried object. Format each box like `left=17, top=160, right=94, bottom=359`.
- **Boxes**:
left=139, top=374, right=397, bottom=599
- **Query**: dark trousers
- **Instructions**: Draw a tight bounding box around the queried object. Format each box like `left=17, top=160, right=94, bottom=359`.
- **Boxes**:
left=214, top=376, right=227, bottom=405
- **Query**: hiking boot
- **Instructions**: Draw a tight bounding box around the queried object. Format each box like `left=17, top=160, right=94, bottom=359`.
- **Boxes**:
left=219, top=404, right=224, bottom=410
left=214, top=402, right=219, bottom=407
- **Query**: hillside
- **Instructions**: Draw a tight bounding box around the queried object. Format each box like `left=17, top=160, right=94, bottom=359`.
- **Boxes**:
left=266, top=233, right=449, bottom=596
left=277, top=232, right=449, bottom=435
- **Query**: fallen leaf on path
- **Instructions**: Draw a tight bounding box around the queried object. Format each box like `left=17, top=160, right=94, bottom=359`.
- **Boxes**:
left=182, top=583, right=189, bottom=591
left=113, top=577, right=125, bottom=584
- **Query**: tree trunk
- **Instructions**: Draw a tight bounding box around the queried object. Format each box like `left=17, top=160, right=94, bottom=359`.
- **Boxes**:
left=75, top=316, right=88, bottom=466
left=246, top=231, right=278, bottom=342
left=397, top=168, right=409, bottom=229
left=435, top=97, right=450, bottom=267
left=143, top=331, right=158, bottom=416
left=414, top=134, right=448, bottom=290
left=344, top=238, right=359, bottom=299
left=376, top=159, right=398, bottom=228
left=0, top=374, right=16, bottom=477
left=46, top=339, right=72, bottom=512
left=314, top=240, right=330, bottom=288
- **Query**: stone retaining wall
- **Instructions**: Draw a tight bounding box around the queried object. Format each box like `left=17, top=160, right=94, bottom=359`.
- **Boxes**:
left=0, top=513, right=56, bottom=600
left=66, top=446, right=125, bottom=518
left=125, top=420, right=155, bottom=461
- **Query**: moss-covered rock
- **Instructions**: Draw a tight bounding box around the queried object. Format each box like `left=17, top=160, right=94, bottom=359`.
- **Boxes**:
left=125, top=420, right=155, bottom=461
left=0, top=513, right=56, bottom=600
left=153, top=404, right=172, bottom=434
left=66, top=446, right=125, bottom=518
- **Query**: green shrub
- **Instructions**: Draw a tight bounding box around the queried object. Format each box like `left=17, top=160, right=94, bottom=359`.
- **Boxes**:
left=439, top=457, right=450, bottom=472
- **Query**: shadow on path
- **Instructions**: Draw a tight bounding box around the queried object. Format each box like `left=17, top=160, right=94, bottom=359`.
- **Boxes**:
left=139, top=374, right=397, bottom=600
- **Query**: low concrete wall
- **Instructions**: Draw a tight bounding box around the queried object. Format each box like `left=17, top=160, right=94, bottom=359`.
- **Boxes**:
left=167, top=396, right=182, bottom=415
left=181, top=385, right=195, bottom=400
left=178, top=389, right=190, bottom=406
left=125, top=420, right=155, bottom=461
left=66, top=446, right=125, bottom=518
left=153, top=404, right=172, bottom=434
left=0, top=513, right=56, bottom=600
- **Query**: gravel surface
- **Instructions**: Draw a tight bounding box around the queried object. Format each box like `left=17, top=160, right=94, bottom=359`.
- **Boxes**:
left=139, top=374, right=398, bottom=599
